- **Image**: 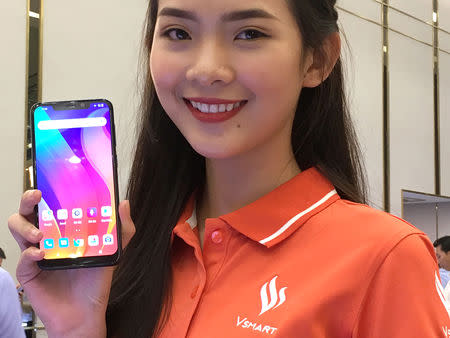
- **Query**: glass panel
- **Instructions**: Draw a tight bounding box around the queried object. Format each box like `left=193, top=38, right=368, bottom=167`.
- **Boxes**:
left=440, top=0, right=450, bottom=32
left=438, top=202, right=450, bottom=237
left=402, top=190, right=450, bottom=241
left=338, top=8, right=384, bottom=208
left=25, top=0, right=42, bottom=191
left=390, top=32, right=435, bottom=216
left=389, top=9, right=433, bottom=45
left=440, top=32, right=450, bottom=53
left=440, top=51, right=450, bottom=195
left=390, top=0, right=433, bottom=23
left=337, top=0, right=381, bottom=23
left=0, top=0, right=27, bottom=275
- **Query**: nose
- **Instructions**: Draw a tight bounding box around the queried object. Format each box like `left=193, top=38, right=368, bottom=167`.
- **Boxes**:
left=185, top=41, right=235, bottom=87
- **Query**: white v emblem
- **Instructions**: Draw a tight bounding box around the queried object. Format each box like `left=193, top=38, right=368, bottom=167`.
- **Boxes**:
left=259, top=276, right=287, bottom=316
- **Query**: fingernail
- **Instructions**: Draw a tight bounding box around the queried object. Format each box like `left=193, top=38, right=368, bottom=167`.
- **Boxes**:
left=27, top=190, right=37, bottom=200
left=32, top=229, right=41, bottom=238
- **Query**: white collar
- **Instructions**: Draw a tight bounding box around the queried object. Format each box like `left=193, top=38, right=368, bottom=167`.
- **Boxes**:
left=186, top=202, right=197, bottom=229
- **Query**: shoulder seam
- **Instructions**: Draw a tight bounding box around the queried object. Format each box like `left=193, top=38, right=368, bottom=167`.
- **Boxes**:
left=350, top=232, right=426, bottom=337
left=340, top=200, right=423, bottom=233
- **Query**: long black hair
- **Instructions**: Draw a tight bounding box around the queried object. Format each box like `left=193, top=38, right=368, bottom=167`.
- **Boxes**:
left=106, top=0, right=366, bottom=337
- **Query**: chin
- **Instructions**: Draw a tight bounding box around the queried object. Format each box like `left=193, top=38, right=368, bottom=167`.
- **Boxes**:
left=190, top=143, right=242, bottom=160
left=193, top=148, right=236, bottom=160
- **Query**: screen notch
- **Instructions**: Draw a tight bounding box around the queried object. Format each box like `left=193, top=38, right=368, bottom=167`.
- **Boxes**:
left=53, top=100, right=90, bottom=111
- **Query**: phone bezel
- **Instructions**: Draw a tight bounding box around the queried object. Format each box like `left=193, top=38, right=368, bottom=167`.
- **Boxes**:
left=30, top=99, right=122, bottom=270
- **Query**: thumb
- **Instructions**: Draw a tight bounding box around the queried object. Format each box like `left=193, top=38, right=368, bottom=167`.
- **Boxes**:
left=118, top=200, right=136, bottom=249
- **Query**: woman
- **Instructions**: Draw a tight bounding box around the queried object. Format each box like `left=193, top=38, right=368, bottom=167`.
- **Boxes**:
left=8, top=0, right=450, bottom=337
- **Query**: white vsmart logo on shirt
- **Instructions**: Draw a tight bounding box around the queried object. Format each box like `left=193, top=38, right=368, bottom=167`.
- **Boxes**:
left=235, top=275, right=286, bottom=335
left=259, top=276, right=287, bottom=316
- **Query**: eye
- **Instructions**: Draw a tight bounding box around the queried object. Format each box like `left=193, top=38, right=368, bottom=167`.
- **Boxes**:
left=163, top=28, right=191, bottom=41
left=235, top=29, right=268, bottom=41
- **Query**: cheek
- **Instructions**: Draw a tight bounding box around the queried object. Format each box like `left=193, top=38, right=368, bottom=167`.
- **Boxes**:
left=150, top=47, right=185, bottom=99
left=237, top=47, right=303, bottom=102
left=236, top=52, right=303, bottom=129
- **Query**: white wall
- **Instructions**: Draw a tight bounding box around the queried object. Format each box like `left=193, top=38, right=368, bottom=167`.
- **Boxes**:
left=337, top=2, right=384, bottom=209
left=0, top=1, right=27, bottom=279
left=390, top=0, right=433, bottom=23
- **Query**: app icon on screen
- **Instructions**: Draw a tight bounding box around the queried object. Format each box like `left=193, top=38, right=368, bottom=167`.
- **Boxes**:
left=59, top=238, right=69, bottom=248
left=72, top=208, right=83, bottom=219
left=103, top=234, right=114, bottom=245
left=101, top=206, right=112, bottom=217
left=74, top=239, right=84, bottom=247
left=42, top=210, right=53, bottom=221
left=87, top=207, right=97, bottom=218
left=88, top=235, right=99, bottom=246
left=43, top=238, right=54, bottom=249
left=57, top=209, right=68, bottom=220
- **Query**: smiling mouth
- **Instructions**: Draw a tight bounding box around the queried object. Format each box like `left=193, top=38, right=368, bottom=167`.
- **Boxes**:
left=183, top=98, right=248, bottom=114
left=183, top=98, right=248, bottom=123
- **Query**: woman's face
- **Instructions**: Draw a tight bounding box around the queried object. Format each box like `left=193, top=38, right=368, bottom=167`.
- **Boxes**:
left=150, top=0, right=310, bottom=160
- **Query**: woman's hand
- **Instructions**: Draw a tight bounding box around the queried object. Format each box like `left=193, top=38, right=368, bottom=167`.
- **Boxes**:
left=8, top=190, right=135, bottom=338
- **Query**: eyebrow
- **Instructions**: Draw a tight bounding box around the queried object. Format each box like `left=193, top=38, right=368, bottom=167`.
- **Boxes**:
left=157, top=7, right=278, bottom=22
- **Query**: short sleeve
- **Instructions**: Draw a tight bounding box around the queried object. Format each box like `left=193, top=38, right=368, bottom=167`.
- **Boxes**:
left=0, top=269, right=25, bottom=338
left=353, top=233, right=450, bottom=338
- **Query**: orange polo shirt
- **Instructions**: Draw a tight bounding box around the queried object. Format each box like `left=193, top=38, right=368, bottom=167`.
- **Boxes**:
left=159, top=167, right=450, bottom=337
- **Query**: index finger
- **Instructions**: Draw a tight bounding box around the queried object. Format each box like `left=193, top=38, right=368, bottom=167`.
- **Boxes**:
left=19, top=190, right=42, bottom=220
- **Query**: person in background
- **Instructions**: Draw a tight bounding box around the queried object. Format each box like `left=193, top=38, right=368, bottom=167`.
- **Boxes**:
left=434, top=236, right=450, bottom=288
left=0, top=247, right=25, bottom=338
left=0, top=247, right=5, bottom=266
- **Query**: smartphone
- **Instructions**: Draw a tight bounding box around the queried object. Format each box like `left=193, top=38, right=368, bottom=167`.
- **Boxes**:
left=30, top=99, right=121, bottom=269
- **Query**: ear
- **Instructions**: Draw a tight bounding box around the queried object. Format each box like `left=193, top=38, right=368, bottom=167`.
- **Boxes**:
left=302, top=32, right=341, bottom=88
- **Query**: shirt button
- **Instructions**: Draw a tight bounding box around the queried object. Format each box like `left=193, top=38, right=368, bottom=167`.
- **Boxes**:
left=191, top=285, right=199, bottom=299
left=211, top=230, right=223, bottom=244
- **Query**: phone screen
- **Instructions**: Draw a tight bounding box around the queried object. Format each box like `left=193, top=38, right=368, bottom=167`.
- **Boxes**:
left=33, top=101, right=118, bottom=260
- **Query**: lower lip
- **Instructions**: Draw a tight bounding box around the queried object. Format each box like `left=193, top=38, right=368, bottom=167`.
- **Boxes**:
left=184, top=100, right=246, bottom=123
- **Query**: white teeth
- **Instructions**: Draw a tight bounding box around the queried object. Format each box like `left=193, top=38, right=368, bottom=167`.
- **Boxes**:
left=188, top=100, right=243, bottom=114
left=210, top=104, right=218, bottom=113
left=200, top=103, right=209, bottom=113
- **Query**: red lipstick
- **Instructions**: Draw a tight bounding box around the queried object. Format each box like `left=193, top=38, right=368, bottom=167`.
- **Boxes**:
left=184, top=97, right=247, bottom=123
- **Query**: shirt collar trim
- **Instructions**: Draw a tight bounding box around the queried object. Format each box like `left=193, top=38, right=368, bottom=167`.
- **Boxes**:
left=174, top=167, right=340, bottom=248
left=258, top=189, right=337, bottom=245
left=218, top=167, right=340, bottom=248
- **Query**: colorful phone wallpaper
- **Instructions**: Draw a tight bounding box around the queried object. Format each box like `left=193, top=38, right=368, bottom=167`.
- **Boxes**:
left=34, top=103, right=118, bottom=259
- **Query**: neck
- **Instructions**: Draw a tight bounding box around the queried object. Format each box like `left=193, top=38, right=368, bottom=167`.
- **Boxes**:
left=197, top=133, right=301, bottom=221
